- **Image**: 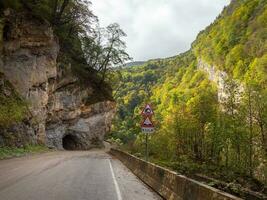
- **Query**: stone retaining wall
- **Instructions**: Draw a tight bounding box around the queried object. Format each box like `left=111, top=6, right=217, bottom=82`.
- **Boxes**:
left=110, top=148, right=242, bottom=200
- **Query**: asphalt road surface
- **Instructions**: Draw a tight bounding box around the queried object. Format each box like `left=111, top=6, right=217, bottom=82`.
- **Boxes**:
left=0, top=150, right=162, bottom=200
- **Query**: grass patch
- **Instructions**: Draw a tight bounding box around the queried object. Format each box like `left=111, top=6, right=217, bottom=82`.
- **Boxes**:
left=0, top=145, right=50, bottom=160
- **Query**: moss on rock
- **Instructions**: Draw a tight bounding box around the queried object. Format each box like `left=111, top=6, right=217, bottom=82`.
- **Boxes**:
left=0, top=73, right=28, bottom=127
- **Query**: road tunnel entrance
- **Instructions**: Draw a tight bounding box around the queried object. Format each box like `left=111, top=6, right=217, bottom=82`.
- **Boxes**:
left=62, top=134, right=81, bottom=150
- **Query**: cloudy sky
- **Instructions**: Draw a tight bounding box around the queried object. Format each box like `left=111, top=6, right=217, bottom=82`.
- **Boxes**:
left=90, top=0, right=230, bottom=61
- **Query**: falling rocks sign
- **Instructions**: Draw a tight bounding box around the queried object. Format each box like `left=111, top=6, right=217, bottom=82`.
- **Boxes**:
left=141, top=104, right=155, bottom=133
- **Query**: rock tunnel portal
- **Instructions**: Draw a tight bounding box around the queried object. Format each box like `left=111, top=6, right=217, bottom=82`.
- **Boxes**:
left=62, top=134, right=81, bottom=150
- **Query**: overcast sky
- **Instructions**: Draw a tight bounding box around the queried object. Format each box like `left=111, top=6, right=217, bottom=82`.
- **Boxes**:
left=91, top=0, right=230, bottom=61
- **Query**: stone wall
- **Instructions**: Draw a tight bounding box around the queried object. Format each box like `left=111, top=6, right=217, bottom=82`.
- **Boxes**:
left=0, top=10, right=115, bottom=149
left=110, top=149, right=242, bottom=200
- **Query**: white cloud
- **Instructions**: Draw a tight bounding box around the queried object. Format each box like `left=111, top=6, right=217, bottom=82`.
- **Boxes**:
left=91, top=0, right=230, bottom=61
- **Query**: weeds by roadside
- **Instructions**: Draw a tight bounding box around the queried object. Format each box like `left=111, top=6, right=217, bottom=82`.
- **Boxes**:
left=0, top=145, right=50, bottom=160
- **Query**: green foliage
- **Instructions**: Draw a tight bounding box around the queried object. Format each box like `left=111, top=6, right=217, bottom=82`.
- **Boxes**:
left=0, top=0, right=23, bottom=11
left=193, top=0, right=267, bottom=78
left=0, top=145, right=49, bottom=159
left=0, top=74, right=27, bottom=127
left=110, top=0, right=267, bottom=190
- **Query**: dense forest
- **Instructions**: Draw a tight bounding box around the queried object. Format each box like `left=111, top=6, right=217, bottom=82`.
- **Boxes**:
left=110, top=0, right=267, bottom=198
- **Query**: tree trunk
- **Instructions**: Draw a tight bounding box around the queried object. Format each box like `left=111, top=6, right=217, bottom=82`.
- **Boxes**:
left=248, top=90, right=253, bottom=177
left=258, top=121, right=267, bottom=156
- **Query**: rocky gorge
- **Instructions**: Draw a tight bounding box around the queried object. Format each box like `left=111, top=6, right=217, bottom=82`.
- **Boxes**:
left=0, top=10, right=115, bottom=150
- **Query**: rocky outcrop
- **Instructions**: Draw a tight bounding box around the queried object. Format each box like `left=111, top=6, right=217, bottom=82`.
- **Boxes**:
left=0, top=10, right=115, bottom=149
left=197, top=59, right=227, bottom=102
left=197, top=59, right=244, bottom=103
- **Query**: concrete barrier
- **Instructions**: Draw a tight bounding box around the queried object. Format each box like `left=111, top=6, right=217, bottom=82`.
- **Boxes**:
left=110, top=148, right=242, bottom=200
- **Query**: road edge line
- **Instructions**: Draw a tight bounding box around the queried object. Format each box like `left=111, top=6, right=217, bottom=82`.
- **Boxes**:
left=109, top=159, right=122, bottom=200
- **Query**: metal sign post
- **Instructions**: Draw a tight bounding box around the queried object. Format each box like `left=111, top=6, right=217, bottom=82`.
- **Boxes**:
left=145, top=132, right=148, bottom=161
left=141, top=104, right=155, bottom=161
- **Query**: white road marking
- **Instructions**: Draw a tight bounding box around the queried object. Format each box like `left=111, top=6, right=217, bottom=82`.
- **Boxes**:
left=109, top=159, right=122, bottom=200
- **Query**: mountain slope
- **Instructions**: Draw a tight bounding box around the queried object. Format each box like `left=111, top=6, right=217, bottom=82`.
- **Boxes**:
left=193, top=0, right=267, bottom=80
left=110, top=0, right=267, bottom=197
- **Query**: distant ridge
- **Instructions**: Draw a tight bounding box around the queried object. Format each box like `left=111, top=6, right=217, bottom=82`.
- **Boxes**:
left=123, top=61, right=146, bottom=67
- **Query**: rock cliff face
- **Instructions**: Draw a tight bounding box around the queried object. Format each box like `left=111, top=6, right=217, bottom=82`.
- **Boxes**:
left=197, top=59, right=244, bottom=103
left=0, top=10, right=115, bottom=149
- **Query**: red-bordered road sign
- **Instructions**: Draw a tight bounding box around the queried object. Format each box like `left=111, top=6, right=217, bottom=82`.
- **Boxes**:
left=141, top=104, right=154, bottom=116
left=141, top=117, right=154, bottom=128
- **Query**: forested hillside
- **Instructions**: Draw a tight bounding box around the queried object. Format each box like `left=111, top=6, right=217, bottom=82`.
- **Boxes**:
left=110, top=0, right=267, bottom=198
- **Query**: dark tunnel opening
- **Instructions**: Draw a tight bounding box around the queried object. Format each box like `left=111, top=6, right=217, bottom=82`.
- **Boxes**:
left=62, top=134, right=81, bottom=150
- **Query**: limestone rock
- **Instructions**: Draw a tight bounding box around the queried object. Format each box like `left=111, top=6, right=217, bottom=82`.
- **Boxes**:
left=197, top=59, right=244, bottom=103
left=0, top=11, right=115, bottom=149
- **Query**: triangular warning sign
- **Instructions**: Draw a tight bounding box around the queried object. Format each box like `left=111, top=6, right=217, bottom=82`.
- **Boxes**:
left=141, top=117, right=154, bottom=128
left=141, top=104, right=154, bottom=116
left=144, top=117, right=152, bottom=125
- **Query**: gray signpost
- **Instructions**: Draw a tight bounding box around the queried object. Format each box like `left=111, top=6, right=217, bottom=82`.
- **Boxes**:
left=141, top=104, right=155, bottom=161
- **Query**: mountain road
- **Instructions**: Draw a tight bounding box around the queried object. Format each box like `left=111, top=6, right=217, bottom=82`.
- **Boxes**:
left=0, top=150, right=162, bottom=200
